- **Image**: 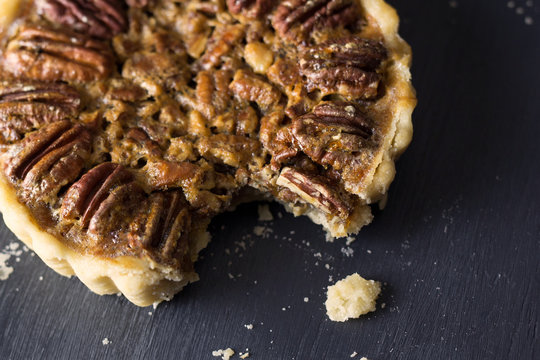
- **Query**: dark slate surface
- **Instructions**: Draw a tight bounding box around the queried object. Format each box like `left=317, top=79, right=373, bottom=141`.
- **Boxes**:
left=1, top=1, right=539, bottom=359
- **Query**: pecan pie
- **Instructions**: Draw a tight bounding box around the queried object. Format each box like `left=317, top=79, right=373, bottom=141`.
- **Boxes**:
left=0, top=0, right=416, bottom=306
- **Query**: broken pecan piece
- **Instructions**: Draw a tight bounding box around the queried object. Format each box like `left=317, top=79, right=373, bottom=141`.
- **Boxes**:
left=37, top=0, right=127, bottom=39
left=126, top=0, right=151, bottom=7
left=2, top=25, right=114, bottom=82
left=229, top=70, right=282, bottom=111
left=300, top=36, right=387, bottom=99
left=272, top=0, right=358, bottom=43
left=129, top=191, right=192, bottom=261
left=199, top=24, right=244, bottom=70
left=0, top=82, right=81, bottom=143
left=227, top=0, right=275, bottom=18
left=196, top=134, right=262, bottom=168
left=61, top=163, right=134, bottom=229
left=6, top=120, right=92, bottom=199
left=276, top=167, right=350, bottom=218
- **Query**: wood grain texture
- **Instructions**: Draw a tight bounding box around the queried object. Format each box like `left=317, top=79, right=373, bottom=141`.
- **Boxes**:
left=1, top=1, right=539, bottom=359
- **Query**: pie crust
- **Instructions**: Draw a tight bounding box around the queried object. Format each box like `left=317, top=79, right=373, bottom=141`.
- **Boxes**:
left=0, top=0, right=415, bottom=306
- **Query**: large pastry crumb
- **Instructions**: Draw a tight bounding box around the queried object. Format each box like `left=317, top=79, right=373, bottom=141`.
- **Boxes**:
left=325, top=273, right=381, bottom=322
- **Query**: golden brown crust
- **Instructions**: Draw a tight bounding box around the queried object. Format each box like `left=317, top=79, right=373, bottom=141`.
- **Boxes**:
left=0, top=0, right=415, bottom=305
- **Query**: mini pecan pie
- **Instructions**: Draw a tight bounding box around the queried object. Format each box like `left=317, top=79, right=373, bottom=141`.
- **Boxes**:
left=0, top=0, right=416, bottom=306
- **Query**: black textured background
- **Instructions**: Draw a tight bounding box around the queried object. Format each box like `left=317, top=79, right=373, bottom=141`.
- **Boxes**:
left=1, top=1, right=539, bottom=359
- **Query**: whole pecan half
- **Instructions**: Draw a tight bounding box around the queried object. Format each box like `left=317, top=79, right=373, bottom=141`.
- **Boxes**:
left=292, top=100, right=375, bottom=161
left=276, top=166, right=350, bottom=218
left=61, top=162, right=135, bottom=229
left=280, top=101, right=381, bottom=193
left=2, top=25, right=114, bottom=82
left=6, top=120, right=92, bottom=199
left=227, top=0, right=276, bottom=18
left=272, top=0, right=357, bottom=43
left=37, top=0, right=127, bottom=39
left=299, top=36, right=387, bottom=99
left=0, top=82, right=81, bottom=143
left=129, top=191, right=192, bottom=261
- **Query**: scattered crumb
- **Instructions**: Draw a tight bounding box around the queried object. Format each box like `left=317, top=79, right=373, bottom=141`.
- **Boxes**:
left=148, top=312, right=153, bottom=316
left=212, top=348, right=235, bottom=360
left=304, top=297, right=309, bottom=303
left=240, top=352, right=250, bottom=359
left=0, top=253, right=14, bottom=281
left=281, top=307, right=286, bottom=311
left=253, top=225, right=272, bottom=238
left=360, top=357, right=369, bottom=360
left=325, top=264, right=330, bottom=270
left=152, top=302, right=160, bottom=310
left=102, top=338, right=111, bottom=345
left=341, top=247, right=354, bottom=257
left=345, top=236, right=355, bottom=245
left=0, top=242, right=24, bottom=281
left=39, top=276, right=43, bottom=281
left=257, top=204, right=273, bottom=221
left=350, top=352, right=358, bottom=358
left=381, top=303, right=386, bottom=309
left=244, top=324, right=253, bottom=330
left=325, top=273, right=381, bottom=322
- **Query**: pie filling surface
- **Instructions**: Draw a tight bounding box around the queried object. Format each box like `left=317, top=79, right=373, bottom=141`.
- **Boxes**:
left=0, top=0, right=415, bottom=305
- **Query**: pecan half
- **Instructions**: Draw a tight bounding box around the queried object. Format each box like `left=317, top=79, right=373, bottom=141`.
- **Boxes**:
left=6, top=120, right=92, bottom=199
left=61, top=162, right=134, bottom=229
left=291, top=100, right=374, bottom=161
left=37, top=0, right=127, bottom=39
left=299, top=36, right=387, bottom=99
left=176, top=70, right=233, bottom=120
left=272, top=0, right=357, bottom=43
left=276, top=167, right=350, bottom=218
left=276, top=101, right=381, bottom=193
left=2, top=25, right=114, bottom=82
left=227, top=0, right=275, bottom=18
left=0, top=82, right=81, bottom=142
left=129, top=191, right=192, bottom=260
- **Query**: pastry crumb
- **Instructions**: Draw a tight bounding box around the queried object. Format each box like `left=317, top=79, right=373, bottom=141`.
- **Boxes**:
left=0, top=253, right=13, bottom=281
left=304, top=297, right=309, bottom=302
left=325, top=273, right=381, bottom=322
left=244, top=324, right=253, bottom=330
left=102, top=338, right=111, bottom=345
left=212, top=348, right=235, bottom=360
left=350, top=352, right=358, bottom=358
left=240, top=352, right=250, bottom=359
left=257, top=204, right=273, bottom=221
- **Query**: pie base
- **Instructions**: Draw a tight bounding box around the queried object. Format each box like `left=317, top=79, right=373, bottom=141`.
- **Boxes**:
left=0, top=0, right=416, bottom=306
